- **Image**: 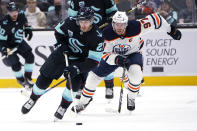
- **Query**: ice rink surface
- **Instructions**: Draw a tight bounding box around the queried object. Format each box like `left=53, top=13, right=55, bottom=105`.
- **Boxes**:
left=0, top=86, right=197, bottom=131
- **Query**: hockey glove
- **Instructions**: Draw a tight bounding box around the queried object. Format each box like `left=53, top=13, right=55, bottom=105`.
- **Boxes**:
left=24, top=26, right=33, bottom=41
left=167, top=25, right=182, bottom=40
left=1, top=47, right=8, bottom=57
left=115, top=55, right=128, bottom=67
left=64, top=65, right=80, bottom=79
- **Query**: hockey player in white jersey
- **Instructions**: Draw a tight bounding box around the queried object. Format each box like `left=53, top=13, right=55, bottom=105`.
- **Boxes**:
left=71, top=11, right=182, bottom=113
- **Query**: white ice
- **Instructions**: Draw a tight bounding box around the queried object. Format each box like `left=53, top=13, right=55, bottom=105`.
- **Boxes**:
left=0, top=86, right=197, bottom=131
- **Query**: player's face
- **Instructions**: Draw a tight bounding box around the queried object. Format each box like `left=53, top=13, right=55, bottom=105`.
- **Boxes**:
left=8, top=11, right=19, bottom=21
left=113, top=22, right=127, bottom=35
left=79, top=19, right=92, bottom=32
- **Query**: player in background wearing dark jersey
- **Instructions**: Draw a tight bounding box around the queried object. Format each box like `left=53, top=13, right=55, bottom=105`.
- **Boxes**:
left=71, top=11, right=182, bottom=113
left=0, top=2, right=34, bottom=90
left=68, top=0, right=118, bottom=100
left=21, top=7, right=104, bottom=120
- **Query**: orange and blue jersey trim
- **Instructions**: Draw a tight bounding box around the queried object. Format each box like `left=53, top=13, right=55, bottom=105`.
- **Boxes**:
left=150, top=13, right=162, bottom=29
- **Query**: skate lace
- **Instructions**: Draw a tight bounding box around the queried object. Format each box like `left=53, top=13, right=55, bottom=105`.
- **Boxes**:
left=76, top=104, right=85, bottom=111
left=127, top=97, right=135, bottom=107
left=106, top=88, right=113, bottom=95
left=57, top=106, right=66, bottom=116
left=24, top=99, right=35, bottom=109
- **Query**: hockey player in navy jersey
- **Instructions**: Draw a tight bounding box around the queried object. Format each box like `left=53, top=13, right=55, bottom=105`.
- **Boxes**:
left=0, top=2, right=34, bottom=90
left=68, top=0, right=118, bottom=100
left=21, top=7, right=104, bottom=120
left=71, top=11, right=182, bottom=113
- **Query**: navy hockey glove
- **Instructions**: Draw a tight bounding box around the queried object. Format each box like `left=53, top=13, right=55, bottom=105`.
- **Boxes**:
left=115, top=55, right=128, bottom=67
left=1, top=47, right=7, bottom=57
left=64, top=65, right=80, bottom=79
left=167, top=25, right=182, bottom=40
left=24, top=26, right=33, bottom=41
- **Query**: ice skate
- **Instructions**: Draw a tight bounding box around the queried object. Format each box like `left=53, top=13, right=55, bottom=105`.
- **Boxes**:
left=24, top=77, right=34, bottom=90
left=18, top=80, right=32, bottom=91
left=127, top=94, right=135, bottom=111
left=105, top=88, right=114, bottom=99
left=75, top=89, right=82, bottom=99
left=71, top=98, right=92, bottom=113
left=21, top=98, right=36, bottom=114
left=54, top=106, right=67, bottom=120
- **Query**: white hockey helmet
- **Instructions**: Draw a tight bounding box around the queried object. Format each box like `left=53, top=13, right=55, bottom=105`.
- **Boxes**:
left=112, top=11, right=128, bottom=24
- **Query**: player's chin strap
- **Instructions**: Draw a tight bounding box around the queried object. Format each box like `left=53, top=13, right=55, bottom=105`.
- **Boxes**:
left=99, top=0, right=147, bottom=29
left=118, top=65, right=126, bottom=113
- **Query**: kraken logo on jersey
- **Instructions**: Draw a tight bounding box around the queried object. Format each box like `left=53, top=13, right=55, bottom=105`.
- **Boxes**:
left=15, top=29, right=23, bottom=43
left=68, top=38, right=85, bottom=53
left=90, top=6, right=102, bottom=24
left=113, top=44, right=131, bottom=55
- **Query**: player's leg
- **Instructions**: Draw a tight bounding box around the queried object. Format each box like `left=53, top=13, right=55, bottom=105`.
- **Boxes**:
left=72, top=59, right=118, bottom=113
left=2, top=54, right=29, bottom=89
left=21, top=48, right=66, bottom=114
left=18, top=41, right=35, bottom=88
left=125, top=53, right=143, bottom=111
left=104, top=72, right=114, bottom=99
left=70, top=71, right=103, bottom=113
left=54, top=73, right=86, bottom=120
left=21, top=74, right=53, bottom=114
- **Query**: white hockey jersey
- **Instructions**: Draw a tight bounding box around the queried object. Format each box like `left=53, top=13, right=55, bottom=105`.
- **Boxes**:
left=102, top=13, right=171, bottom=65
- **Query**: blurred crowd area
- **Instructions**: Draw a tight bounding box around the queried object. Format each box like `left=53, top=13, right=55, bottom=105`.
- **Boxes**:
left=1, top=0, right=197, bottom=29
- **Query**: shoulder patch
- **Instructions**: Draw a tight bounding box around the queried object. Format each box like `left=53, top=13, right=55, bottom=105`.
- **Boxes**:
left=103, top=24, right=118, bottom=41
left=125, top=20, right=141, bottom=37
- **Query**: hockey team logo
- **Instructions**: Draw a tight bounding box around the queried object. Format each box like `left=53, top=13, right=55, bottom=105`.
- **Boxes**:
left=90, top=6, right=102, bottom=24
left=68, top=30, right=73, bottom=37
left=113, top=44, right=131, bottom=55
left=15, top=29, right=23, bottom=43
left=79, top=1, right=85, bottom=7
left=68, top=38, right=85, bottom=53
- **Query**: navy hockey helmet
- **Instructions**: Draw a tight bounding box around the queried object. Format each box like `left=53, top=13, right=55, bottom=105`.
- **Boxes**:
left=77, top=7, right=94, bottom=21
left=7, top=2, right=18, bottom=12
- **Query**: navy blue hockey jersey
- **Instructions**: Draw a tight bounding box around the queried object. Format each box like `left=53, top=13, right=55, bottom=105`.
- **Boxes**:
left=0, top=11, right=28, bottom=49
left=68, top=0, right=117, bottom=26
left=55, top=17, right=104, bottom=63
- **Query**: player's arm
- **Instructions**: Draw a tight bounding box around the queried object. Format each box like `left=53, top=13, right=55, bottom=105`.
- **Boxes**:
left=104, top=0, right=118, bottom=22
left=64, top=36, right=104, bottom=79
left=77, top=37, right=104, bottom=73
left=22, top=11, right=33, bottom=41
left=68, top=0, right=79, bottom=17
left=139, top=12, right=181, bottom=40
left=54, top=20, right=69, bottom=47
left=0, top=24, right=8, bottom=56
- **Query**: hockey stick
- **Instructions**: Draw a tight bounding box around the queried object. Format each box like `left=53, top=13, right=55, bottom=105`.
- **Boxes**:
left=99, top=0, right=147, bottom=29
left=64, top=52, right=77, bottom=114
left=1, top=47, right=17, bottom=59
left=118, top=66, right=126, bottom=113
left=21, top=78, right=67, bottom=97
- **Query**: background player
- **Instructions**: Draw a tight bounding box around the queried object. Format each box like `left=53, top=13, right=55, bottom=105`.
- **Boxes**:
left=21, top=7, right=104, bottom=120
left=0, top=2, right=34, bottom=90
left=71, top=11, right=182, bottom=113
left=68, top=0, right=118, bottom=100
